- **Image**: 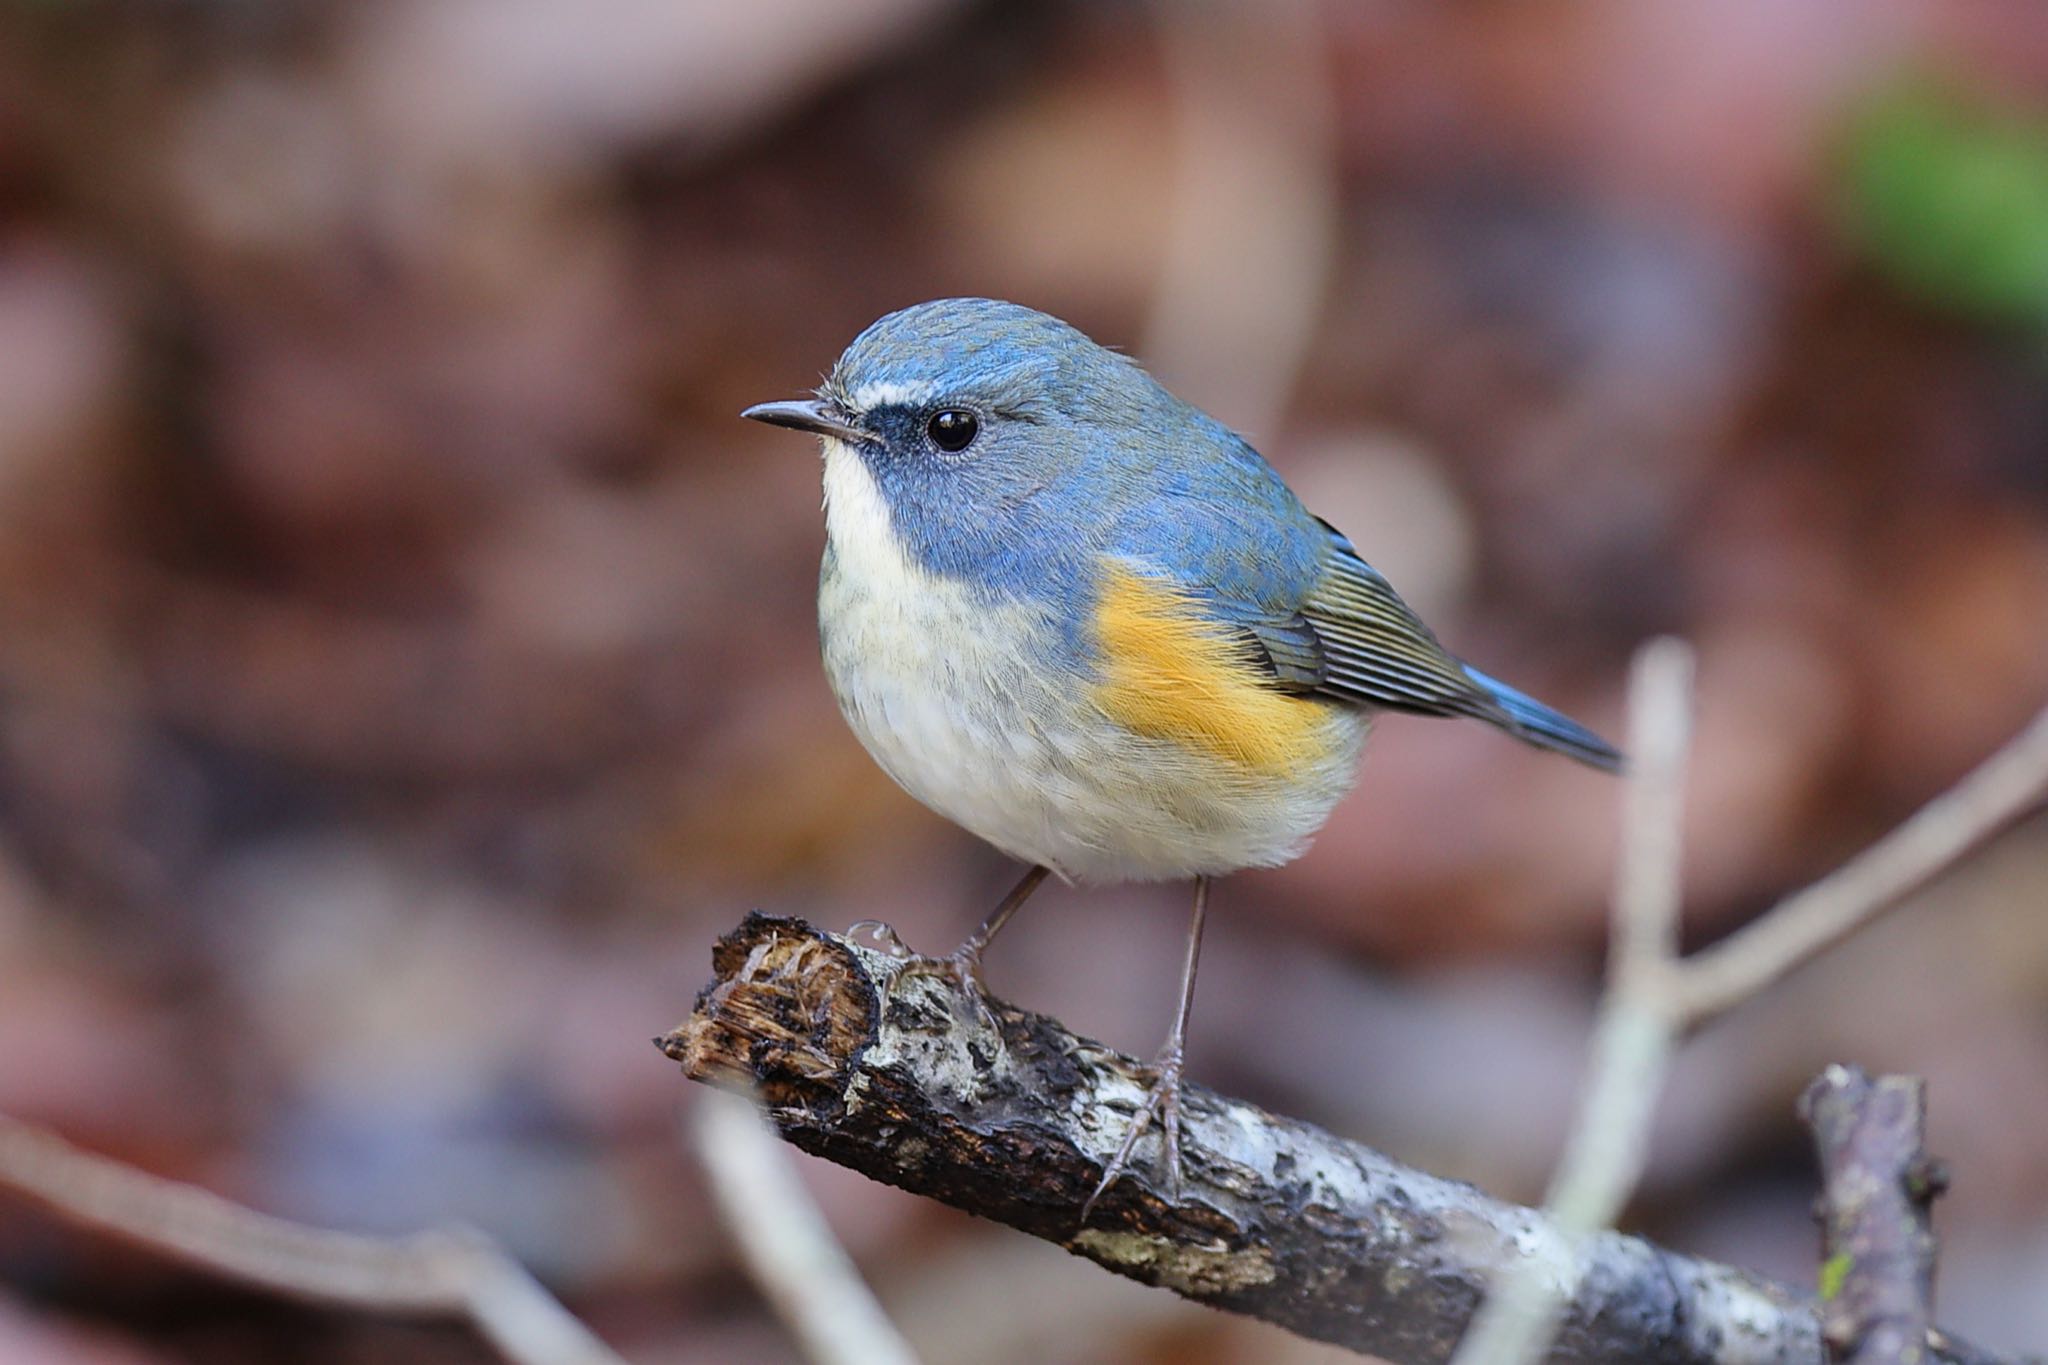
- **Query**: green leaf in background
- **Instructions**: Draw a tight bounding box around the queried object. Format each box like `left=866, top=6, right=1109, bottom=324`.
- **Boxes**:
left=1838, top=80, right=2048, bottom=327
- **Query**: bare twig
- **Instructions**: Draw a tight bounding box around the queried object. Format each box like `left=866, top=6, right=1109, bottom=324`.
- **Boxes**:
left=1799, top=1067, right=1945, bottom=1365
left=1453, top=661, right=2048, bottom=1365
left=693, top=1086, right=921, bottom=1365
left=0, top=1113, right=624, bottom=1365
left=660, top=913, right=2013, bottom=1365
left=1450, top=638, right=1696, bottom=1365
left=1675, top=705, right=2048, bottom=1023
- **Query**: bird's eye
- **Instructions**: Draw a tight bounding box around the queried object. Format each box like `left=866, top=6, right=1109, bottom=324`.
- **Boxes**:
left=926, top=408, right=979, bottom=453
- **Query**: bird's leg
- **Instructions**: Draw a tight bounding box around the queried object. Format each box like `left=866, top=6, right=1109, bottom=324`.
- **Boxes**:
left=879, top=864, right=1050, bottom=1024
left=943, top=863, right=1050, bottom=992
left=1082, top=875, right=1209, bottom=1220
left=851, top=864, right=1049, bottom=970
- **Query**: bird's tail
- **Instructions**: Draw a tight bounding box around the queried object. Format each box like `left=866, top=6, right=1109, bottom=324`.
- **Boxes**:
left=1463, top=667, right=1623, bottom=773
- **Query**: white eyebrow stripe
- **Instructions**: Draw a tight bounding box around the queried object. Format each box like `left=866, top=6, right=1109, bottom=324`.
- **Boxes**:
left=848, top=380, right=939, bottom=410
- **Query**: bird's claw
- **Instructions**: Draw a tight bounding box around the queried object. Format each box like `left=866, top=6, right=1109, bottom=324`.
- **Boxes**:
left=1080, top=1048, right=1186, bottom=1222
left=849, top=921, right=999, bottom=1028
left=846, top=919, right=916, bottom=958
left=889, top=943, right=1001, bottom=1031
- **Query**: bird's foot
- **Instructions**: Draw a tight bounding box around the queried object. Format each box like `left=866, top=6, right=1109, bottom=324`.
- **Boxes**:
left=846, top=921, right=990, bottom=992
left=1081, top=1044, right=1186, bottom=1222
left=861, top=931, right=999, bottom=1030
left=932, top=942, right=1003, bottom=1031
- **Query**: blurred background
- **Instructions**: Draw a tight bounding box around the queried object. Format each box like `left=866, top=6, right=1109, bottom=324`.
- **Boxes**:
left=0, top=1, right=2044, bottom=1361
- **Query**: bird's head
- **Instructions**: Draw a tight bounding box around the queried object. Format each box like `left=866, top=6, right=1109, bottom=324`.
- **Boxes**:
left=744, top=298, right=1172, bottom=583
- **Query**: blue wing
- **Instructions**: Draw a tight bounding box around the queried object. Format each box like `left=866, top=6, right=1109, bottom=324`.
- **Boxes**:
left=1297, top=525, right=1620, bottom=771
left=1103, top=421, right=1619, bottom=772
left=1105, top=439, right=1613, bottom=773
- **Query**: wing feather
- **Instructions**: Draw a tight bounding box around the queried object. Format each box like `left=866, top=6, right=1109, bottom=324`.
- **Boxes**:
left=1236, top=522, right=1621, bottom=772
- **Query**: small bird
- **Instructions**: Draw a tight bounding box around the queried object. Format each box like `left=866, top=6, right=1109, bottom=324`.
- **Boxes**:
left=744, top=298, right=1617, bottom=1212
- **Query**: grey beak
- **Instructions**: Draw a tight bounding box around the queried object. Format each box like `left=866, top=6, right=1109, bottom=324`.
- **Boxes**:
left=741, top=399, right=867, bottom=444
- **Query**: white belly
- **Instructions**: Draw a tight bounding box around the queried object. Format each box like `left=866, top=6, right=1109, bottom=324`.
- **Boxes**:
left=815, top=443, right=1367, bottom=882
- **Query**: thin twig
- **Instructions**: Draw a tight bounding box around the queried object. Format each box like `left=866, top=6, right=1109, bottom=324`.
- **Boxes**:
left=693, top=1087, right=921, bottom=1365
left=1674, top=704, right=2048, bottom=1023
left=0, top=1113, right=623, bottom=1365
left=1800, top=1066, right=1945, bottom=1364
left=1454, top=663, right=2048, bottom=1365
left=1449, top=637, right=1696, bottom=1365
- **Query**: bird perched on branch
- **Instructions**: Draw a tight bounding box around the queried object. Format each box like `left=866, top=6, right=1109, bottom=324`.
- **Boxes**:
left=744, top=298, right=1619, bottom=1214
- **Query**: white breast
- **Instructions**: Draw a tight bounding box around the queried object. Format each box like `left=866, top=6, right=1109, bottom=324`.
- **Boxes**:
left=814, top=441, right=1368, bottom=882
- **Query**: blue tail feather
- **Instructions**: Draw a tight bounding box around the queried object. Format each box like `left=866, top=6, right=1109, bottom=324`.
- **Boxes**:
left=1463, top=667, right=1623, bottom=773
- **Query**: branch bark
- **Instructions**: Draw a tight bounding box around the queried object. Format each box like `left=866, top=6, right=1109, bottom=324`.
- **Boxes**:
left=659, top=913, right=2011, bottom=1365
left=1799, top=1067, right=1946, bottom=1365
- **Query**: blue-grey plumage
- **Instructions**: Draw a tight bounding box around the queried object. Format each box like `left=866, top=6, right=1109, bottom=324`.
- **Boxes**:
left=745, top=298, right=1615, bottom=883
left=744, top=297, right=1620, bottom=1210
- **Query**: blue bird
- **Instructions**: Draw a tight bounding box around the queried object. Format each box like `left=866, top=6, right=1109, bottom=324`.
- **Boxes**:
left=744, top=298, right=1618, bottom=1213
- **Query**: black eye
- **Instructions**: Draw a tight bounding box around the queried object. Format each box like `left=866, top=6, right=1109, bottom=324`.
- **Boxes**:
left=926, top=408, right=979, bottom=453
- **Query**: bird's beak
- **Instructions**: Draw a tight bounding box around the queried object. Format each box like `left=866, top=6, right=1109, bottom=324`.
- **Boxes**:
left=741, top=399, right=868, bottom=445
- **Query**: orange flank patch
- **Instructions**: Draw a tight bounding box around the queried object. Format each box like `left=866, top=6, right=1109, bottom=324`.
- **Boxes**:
left=1091, top=562, right=1338, bottom=774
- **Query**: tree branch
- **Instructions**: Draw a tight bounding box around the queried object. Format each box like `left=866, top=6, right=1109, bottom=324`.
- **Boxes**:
left=693, top=1086, right=921, bottom=1365
left=1674, top=704, right=2048, bottom=1025
left=1451, top=637, right=1695, bottom=1365
left=1799, top=1067, right=1945, bottom=1365
left=1447, top=647, right=2048, bottom=1365
left=658, top=913, right=2012, bottom=1365
left=0, top=1114, right=623, bottom=1365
